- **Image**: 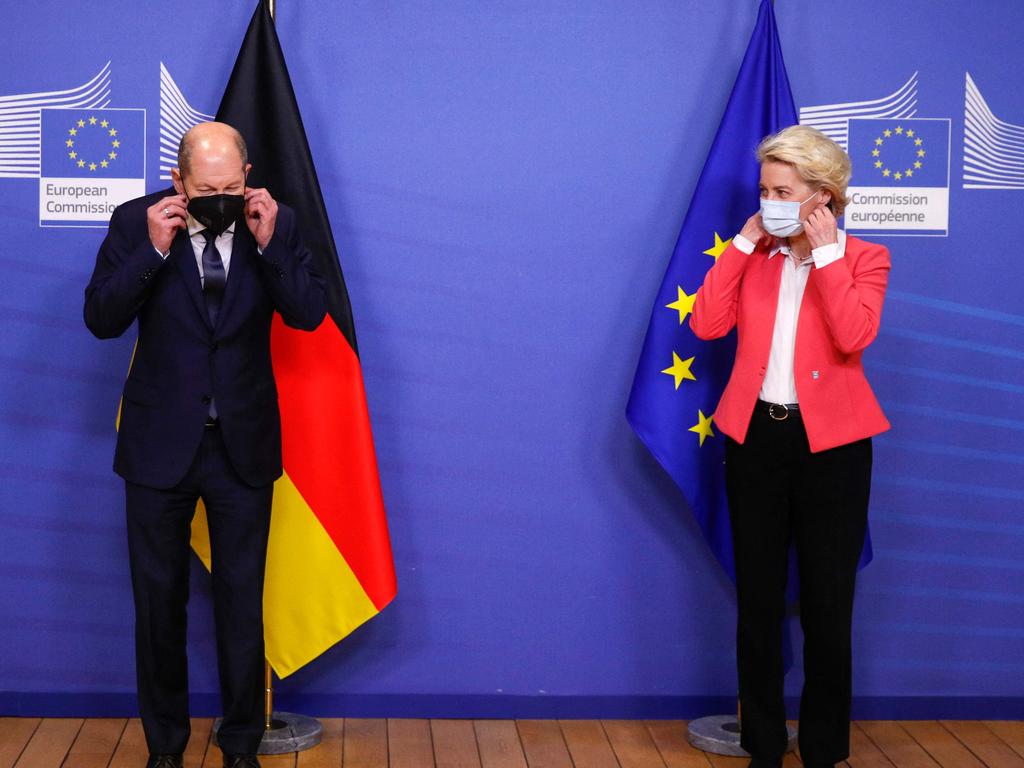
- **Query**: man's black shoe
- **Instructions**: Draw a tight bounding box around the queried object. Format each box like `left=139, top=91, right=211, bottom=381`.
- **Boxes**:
left=223, top=754, right=261, bottom=768
left=146, top=755, right=183, bottom=768
left=747, top=759, right=783, bottom=768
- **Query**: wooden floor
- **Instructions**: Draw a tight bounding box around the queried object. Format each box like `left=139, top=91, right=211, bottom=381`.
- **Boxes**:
left=2, top=718, right=1023, bottom=768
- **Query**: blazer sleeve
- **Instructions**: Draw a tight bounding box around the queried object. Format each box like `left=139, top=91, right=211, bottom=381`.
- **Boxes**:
left=689, top=241, right=751, bottom=340
left=83, top=203, right=169, bottom=340
left=252, top=205, right=328, bottom=332
left=812, top=241, right=891, bottom=354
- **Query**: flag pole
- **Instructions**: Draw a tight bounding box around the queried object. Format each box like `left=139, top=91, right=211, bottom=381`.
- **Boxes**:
left=264, top=0, right=277, bottom=738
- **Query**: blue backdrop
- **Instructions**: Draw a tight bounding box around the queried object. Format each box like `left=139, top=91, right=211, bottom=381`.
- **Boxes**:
left=1, top=0, right=1022, bottom=719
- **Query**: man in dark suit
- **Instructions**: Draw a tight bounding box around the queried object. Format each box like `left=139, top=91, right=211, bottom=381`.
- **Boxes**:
left=85, top=122, right=326, bottom=768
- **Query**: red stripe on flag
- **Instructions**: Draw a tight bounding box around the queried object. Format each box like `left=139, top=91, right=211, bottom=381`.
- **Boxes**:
left=271, top=315, right=397, bottom=610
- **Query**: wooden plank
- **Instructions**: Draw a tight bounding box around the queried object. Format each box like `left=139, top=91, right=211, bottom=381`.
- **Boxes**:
left=297, top=717, right=344, bottom=768
left=185, top=718, right=214, bottom=768
left=389, top=719, right=434, bottom=768
left=858, top=721, right=940, bottom=768
left=0, top=718, right=40, bottom=768
left=902, top=721, right=986, bottom=768
left=14, top=718, right=83, bottom=768
left=515, top=720, right=573, bottom=768
left=64, top=718, right=127, bottom=768
left=703, top=752, right=748, bottom=768
left=432, top=719, right=481, bottom=768
left=344, top=719, right=389, bottom=768
left=558, top=720, right=619, bottom=768
left=848, top=722, right=895, bottom=768
left=474, top=720, right=527, bottom=768
left=108, top=719, right=148, bottom=768
left=643, top=721, right=713, bottom=768
left=941, top=721, right=1024, bottom=768
left=986, top=722, right=1024, bottom=761
left=603, top=720, right=666, bottom=768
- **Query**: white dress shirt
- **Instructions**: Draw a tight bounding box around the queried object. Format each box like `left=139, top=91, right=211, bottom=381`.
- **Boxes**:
left=732, top=230, right=847, bottom=405
left=156, top=214, right=236, bottom=287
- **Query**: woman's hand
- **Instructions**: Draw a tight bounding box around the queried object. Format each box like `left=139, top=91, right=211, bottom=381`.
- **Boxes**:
left=804, top=204, right=838, bottom=250
left=739, top=212, right=771, bottom=249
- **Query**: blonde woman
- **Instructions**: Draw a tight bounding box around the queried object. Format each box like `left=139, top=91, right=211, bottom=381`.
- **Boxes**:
left=690, top=125, right=890, bottom=768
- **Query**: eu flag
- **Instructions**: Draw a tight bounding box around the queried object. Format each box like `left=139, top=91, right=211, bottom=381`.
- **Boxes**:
left=626, top=0, right=797, bottom=582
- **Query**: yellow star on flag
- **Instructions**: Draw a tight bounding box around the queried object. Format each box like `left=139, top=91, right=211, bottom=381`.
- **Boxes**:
left=661, top=352, right=696, bottom=390
left=906, top=129, right=915, bottom=138
left=905, top=168, right=913, bottom=178
left=68, top=128, right=77, bottom=136
left=88, top=162, right=97, bottom=171
left=68, top=151, right=76, bottom=159
left=112, top=139, right=121, bottom=148
left=689, top=410, right=715, bottom=446
left=109, top=151, right=117, bottom=159
left=77, top=159, right=85, bottom=168
left=914, top=161, right=922, bottom=169
left=895, top=125, right=903, bottom=134
left=874, top=138, right=883, bottom=146
left=883, top=169, right=891, bottom=177
left=874, top=161, right=882, bottom=168
left=665, top=285, right=696, bottom=324
left=65, top=139, right=74, bottom=148
left=88, top=116, right=97, bottom=125
left=100, top=119, right=109, bottom=128
left=703, top=233, right=732, bottom=261
left=871, top=149, right=880, bottom=157
left=883, top=129, right=892, bottom=137
left=77, top=119, right=85, bottom=128
left=915, top=138, right=923, bottom=146
left=100, top=160, right=108, bottom=168
left=917, top=149, right=926, bottom=157
left=894, top=171, right=903, bottom=180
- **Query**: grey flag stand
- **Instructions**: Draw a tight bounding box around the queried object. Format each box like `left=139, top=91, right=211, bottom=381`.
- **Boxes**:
left=213, top=662, right=323, bottom=755
left=687, top=714, right=797, bottom=757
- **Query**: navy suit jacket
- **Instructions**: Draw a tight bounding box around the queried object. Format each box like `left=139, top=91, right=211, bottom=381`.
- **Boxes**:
left=85, top=188, right=327, bottom=489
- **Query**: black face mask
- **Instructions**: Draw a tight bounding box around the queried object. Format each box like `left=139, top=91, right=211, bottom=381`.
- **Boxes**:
left=187, top=193, right=245, bottom=236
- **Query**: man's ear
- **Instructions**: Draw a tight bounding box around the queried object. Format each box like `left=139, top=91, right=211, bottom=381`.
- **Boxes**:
left=171, top=168, right=185, bottom=196
left=244, top=163, right=252, bottom=184
left=820, top=189, right=833, bottom=211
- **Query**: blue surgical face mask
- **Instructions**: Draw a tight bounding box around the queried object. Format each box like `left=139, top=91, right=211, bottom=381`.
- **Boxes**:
left=759, top=190, right=819, bottom=237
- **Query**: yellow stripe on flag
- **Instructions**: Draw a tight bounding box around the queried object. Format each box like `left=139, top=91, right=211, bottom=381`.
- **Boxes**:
left=190, top=469, right=380, bottom=677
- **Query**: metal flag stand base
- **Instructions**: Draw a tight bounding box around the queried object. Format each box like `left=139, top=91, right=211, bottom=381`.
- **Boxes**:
left=687, top=714, right=797, bottom=757
left=212, top=662, right=324, bottom=755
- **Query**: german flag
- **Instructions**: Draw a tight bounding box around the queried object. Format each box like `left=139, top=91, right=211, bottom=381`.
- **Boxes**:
left=189, top=0, right=397, bottom=678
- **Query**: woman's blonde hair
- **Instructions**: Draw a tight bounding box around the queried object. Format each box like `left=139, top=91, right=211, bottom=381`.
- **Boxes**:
left=757, top=125, right=852, bottom=217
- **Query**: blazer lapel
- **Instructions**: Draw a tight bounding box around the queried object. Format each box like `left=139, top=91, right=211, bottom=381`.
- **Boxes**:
left=170, top=228, right=213, bottom=331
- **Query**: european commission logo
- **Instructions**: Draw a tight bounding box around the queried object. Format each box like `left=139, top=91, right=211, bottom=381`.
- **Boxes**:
left=844, top=118, right=951, bottom=237
left=39, top=107, right=145, bottom=227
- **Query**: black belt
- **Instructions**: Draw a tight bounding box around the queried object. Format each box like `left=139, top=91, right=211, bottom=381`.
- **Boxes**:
left=205, top=417, right=220, bottom=428
left=757, top=399, right=800, bottom=421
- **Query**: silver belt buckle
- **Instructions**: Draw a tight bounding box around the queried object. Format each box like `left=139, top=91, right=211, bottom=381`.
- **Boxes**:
left=768, top=403, right=789, bottom=421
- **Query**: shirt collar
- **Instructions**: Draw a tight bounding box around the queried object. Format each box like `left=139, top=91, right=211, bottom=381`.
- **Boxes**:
left=766, top=229, right=847, bottom=261
left=187, top=212, right=235, bottom=238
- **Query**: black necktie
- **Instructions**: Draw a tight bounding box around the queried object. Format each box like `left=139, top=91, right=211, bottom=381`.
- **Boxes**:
left=200, top=230, right=225, bottom=421
left=200, top=229, right=226, bottom=326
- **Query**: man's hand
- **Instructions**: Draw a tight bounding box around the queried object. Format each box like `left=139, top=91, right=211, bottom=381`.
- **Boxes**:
left=804, top=204, right=838, bottom=250
left=245, top=188, right=278, bottom=250
left=148, top=194, right=187, bottom=255
left=739, top=212, right=772, bottom=249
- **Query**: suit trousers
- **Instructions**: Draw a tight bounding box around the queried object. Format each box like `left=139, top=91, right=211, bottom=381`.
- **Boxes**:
left=725, top=405, right=871, bottom=765
left=125, top=424, right=273, bottom=756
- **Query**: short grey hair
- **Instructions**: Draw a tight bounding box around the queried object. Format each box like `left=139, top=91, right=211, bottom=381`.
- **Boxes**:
left=177, top=125, right=248, bottom=177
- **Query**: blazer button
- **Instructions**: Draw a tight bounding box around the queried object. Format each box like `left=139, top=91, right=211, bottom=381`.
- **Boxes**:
left=210, top=342, right=219, bottom=352
left=201, top=394, right=212, bottom=404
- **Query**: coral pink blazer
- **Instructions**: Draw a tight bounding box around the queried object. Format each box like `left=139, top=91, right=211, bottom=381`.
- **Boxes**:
left=690, top=235, right=891, bottom=453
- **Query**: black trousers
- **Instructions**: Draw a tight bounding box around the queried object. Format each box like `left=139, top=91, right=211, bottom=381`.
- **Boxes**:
left=125, top=424, right=273, bottom=756
left=725, top=405, right=871, bottom=765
